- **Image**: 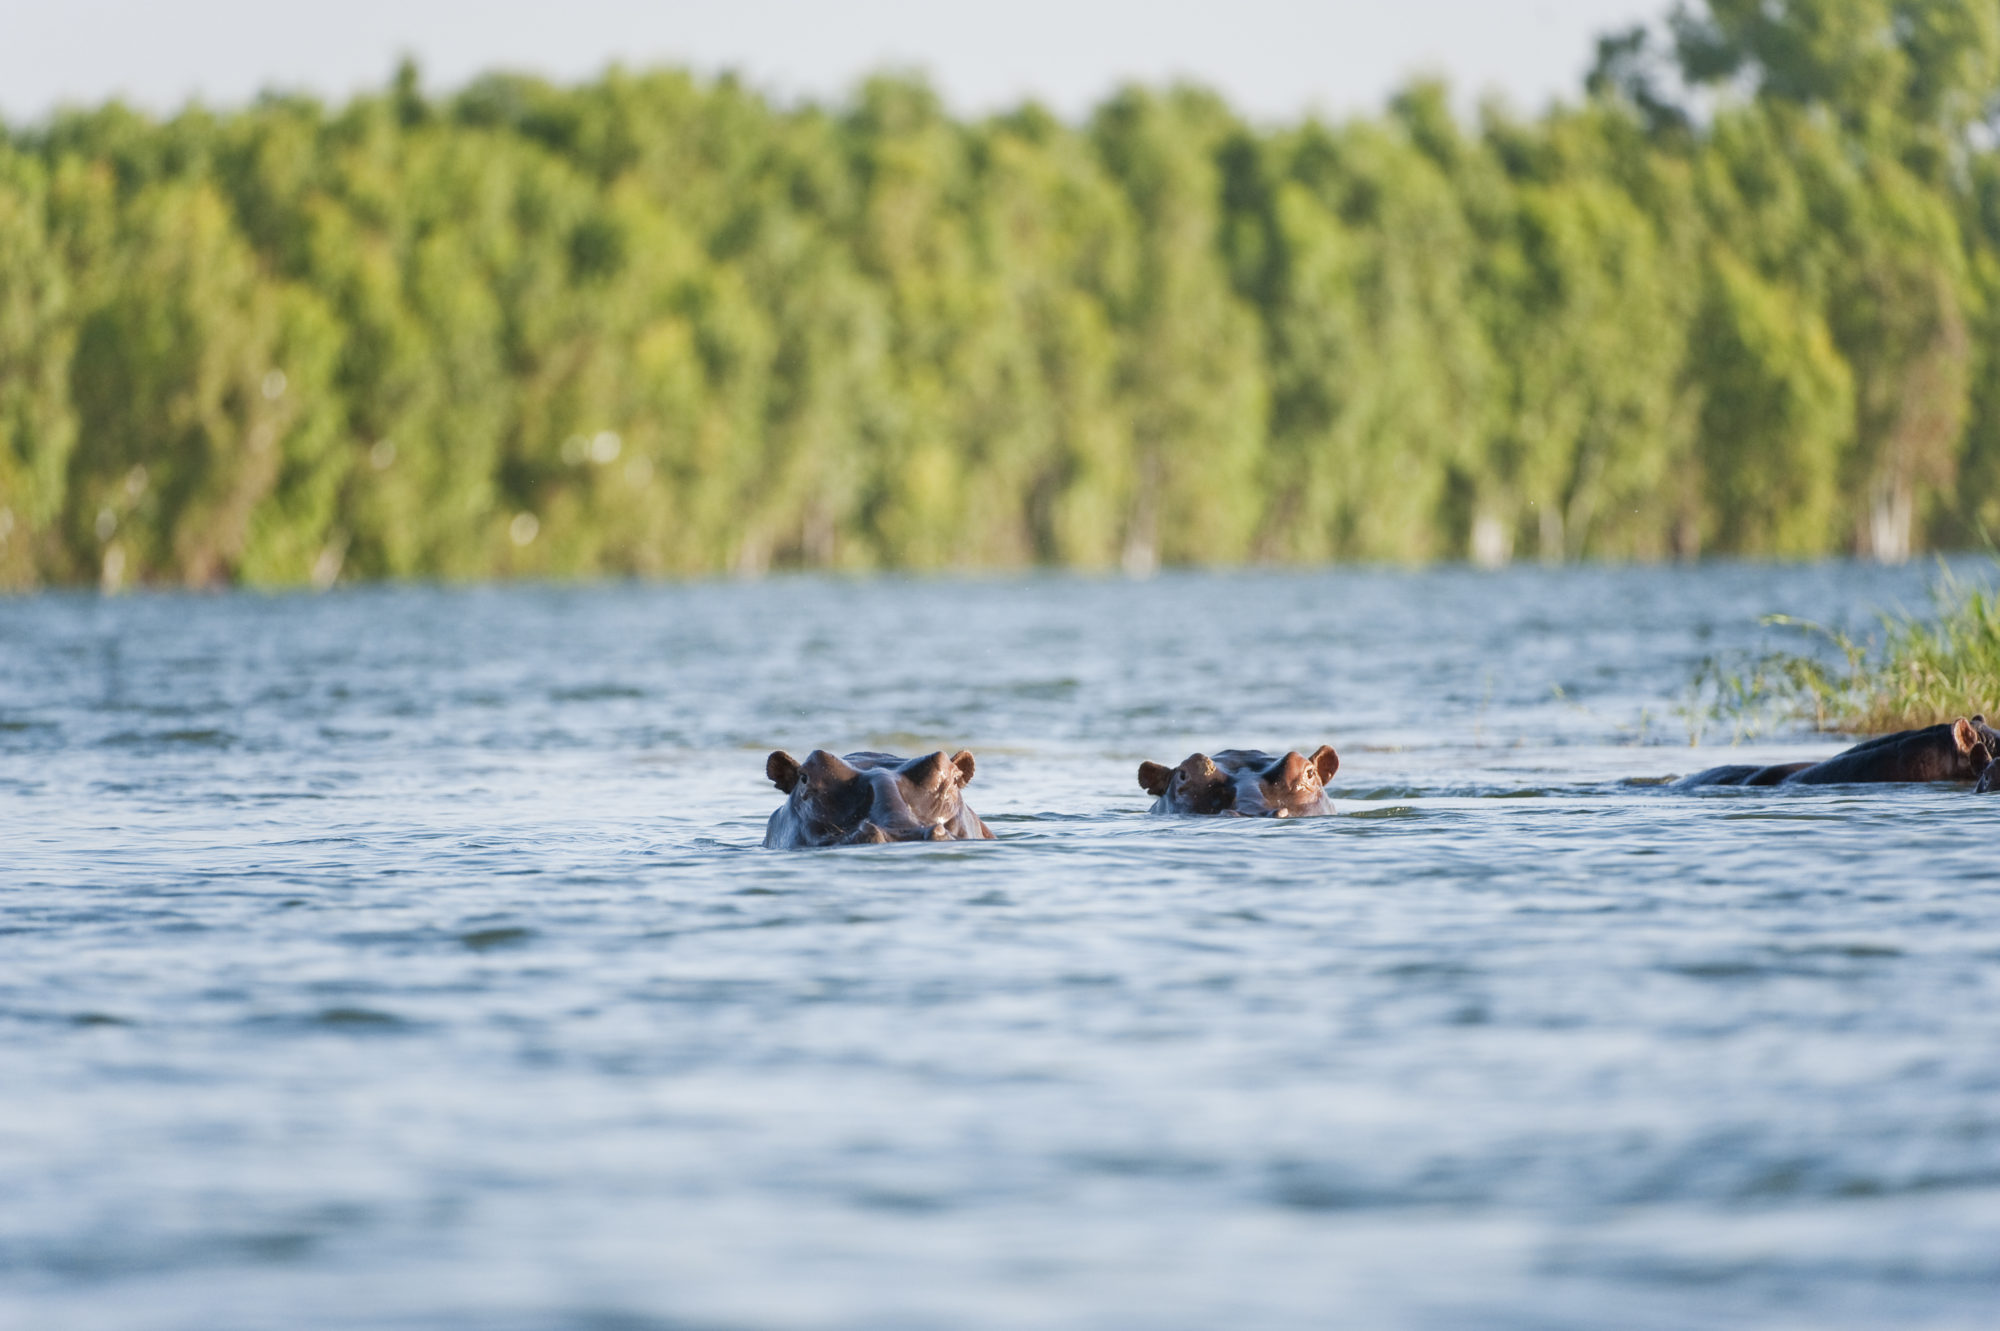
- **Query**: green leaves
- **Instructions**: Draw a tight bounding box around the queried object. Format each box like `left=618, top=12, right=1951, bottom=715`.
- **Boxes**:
left=1671, top=0, right=2000, bottom=148
left=0, top=155, right=77, bottom=586
left=4, top=15, right=2000, bottom=589
left=1692, top=250, right=1853, bottom=555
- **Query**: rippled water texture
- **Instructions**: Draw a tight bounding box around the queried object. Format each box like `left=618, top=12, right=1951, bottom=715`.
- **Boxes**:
left=6, top=565, right=2000, bottom=1330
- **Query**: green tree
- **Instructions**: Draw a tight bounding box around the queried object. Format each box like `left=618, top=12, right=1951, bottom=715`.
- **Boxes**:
left=1238, top=106, right=1492, bottom=562
left=1691, top=250, right=1853, bottom=554
left=0, top=152, right=78, bottom=588
left=2, top=14, right=1999, bottom=586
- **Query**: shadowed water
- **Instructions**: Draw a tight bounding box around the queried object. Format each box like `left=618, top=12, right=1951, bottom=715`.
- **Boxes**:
left=4, top=564, right=1999, bottom=1330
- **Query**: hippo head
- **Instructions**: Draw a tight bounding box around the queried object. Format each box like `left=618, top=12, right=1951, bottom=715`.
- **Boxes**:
left=1955, top=716, right=2000, bottom=777
left=1954, top=716, right=2000, bottom=790
left=1138, top=745, right=1339, bottom=817
left=763, top=749, right=994, bottom=848
left=1230, top=746, right=1340, bottom=817
left=1137, top=752, right=1237, bottom=815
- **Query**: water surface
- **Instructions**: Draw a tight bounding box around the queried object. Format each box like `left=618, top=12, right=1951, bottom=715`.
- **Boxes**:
left=5, top=564, right=1999, bottom=1330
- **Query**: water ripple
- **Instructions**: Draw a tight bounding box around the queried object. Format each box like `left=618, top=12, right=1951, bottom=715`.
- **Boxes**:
left=4, top=565, right=1998, bottom=1330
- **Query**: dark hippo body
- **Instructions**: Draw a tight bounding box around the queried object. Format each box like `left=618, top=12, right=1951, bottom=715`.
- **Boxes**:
left=1138, top=746, right=1340, bottom=817
left=764, top=749, right=995, bottom=848
left=1674, top=717, right=2000, bottom=790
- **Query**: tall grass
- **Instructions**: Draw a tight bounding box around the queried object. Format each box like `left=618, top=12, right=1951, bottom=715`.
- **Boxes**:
left=1690, top=565, right=2000, bottom=740
left=1827, top=572, right=2000, bottom=731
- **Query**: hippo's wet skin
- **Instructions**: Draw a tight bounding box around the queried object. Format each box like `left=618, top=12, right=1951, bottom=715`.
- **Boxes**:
left=763, top=749, right=995, bottom=848
left=1138, top=746, right=1340, bottom=817
left=1674, top=717, right=2000, bottom=790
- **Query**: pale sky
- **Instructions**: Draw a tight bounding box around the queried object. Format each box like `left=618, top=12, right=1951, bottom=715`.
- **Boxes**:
left=3, top=0, right=1668, bottom=127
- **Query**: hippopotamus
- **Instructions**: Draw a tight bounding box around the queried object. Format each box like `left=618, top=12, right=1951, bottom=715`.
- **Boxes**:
left=1137, top=746, right=1340, bottom=817
left=763, top=749, right=995, bottom=848
left=1673, top=716, right=2000, bottom=790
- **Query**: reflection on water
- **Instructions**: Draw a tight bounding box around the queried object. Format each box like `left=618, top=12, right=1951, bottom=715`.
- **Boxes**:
left=3, top=563, right=1999, bottom=1330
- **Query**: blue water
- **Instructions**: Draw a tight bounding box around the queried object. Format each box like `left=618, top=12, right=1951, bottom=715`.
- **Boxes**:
left=5, top=564, right=1999, bottom=1330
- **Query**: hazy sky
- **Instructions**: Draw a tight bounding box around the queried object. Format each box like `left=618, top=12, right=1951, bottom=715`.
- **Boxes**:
left=4, top=0, right=1668, bottom=126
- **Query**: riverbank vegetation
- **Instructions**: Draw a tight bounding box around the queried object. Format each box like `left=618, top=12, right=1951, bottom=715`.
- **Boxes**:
left=1685, top=563, right=2000, bottom=738
left=5, top=1, right=2000, bottom=589
left=1830, top=577, right=2000, bottom=730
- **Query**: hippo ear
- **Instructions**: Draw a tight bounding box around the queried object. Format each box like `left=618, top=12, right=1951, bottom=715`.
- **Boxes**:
left=1138, top=761, right=1173, bottom=795
left=1954, top=718, right=1978, bottom=754
left=899, top=751, right=950, bottom=788
left=800, top=750, right=859, bottom=785
left=951, top=750, right=976, bottom=785
left=767, top=751, right=801, bottom=793
left=1309, top=744, right=1339, bottom=782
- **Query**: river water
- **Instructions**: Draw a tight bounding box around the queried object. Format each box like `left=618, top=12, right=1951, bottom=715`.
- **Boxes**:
left=4, top=563, right=1999, bottom=1330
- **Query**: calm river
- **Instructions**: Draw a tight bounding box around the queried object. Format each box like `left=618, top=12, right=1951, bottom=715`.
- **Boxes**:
left=4, top=563, right=1998, bottom=1330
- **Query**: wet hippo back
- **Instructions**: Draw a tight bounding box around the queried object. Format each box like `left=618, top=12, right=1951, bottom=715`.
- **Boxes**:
left=1673, top=717, right=2000, bottom=789
left=1672, top=761, right=1813, bottom=788
left=1785, top=720, right=1997, bottom=784
left=763, top=749, right=995, bottom=848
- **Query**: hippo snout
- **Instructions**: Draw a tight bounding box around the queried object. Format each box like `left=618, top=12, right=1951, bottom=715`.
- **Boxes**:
left=839, top=819, right=948, bottom=845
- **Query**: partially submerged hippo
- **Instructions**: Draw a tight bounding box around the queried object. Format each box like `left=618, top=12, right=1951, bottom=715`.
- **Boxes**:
left=764, top=749, right=995, bottom=848
left=1673, top=717, right=2000, bottom=790
left=1138, top=746, right=1340, bottom=817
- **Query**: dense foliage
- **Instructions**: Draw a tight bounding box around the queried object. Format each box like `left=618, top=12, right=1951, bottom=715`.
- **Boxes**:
left=7, top=1, right=2000, bottom=589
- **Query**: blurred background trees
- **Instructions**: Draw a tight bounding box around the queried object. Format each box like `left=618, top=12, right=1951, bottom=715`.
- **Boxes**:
left=6, top=1, right=2000, bottom=588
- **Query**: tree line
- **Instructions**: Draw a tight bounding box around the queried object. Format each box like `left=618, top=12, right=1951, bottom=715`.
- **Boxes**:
left=4, top=0, right=2000, bottom=589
